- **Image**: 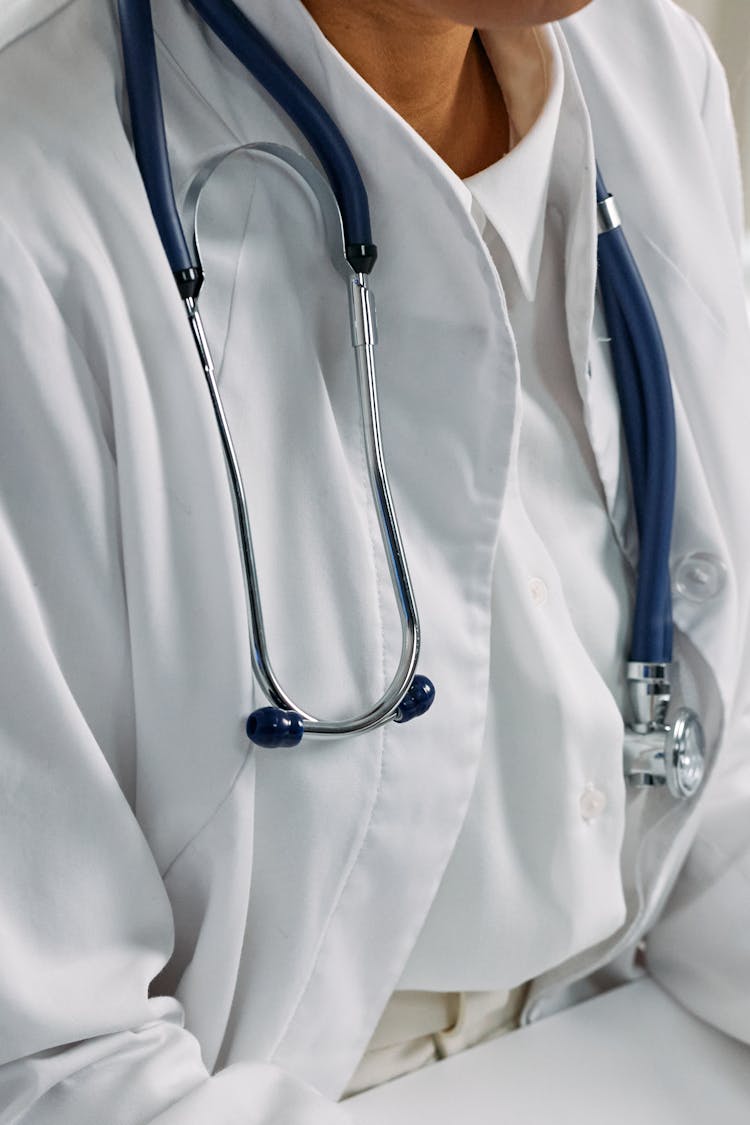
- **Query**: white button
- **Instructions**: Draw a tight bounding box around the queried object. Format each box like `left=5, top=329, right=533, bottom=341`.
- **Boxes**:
left=528, top=577, right=548, bottom=607
left=673, top=552, right=727, bottom=604
left=579, top=785, right=608, bottom=822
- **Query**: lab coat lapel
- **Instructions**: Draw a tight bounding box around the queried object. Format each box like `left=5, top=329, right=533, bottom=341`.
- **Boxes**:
left=153, top=0, right=521, bottom=1098
left=543, top=31, right=639, bottom=568
left=254, top=38, right=518, bottom=1103
left=520, top=8, right=750, bottom=1024
left=546, top=28, right=644, bottom=581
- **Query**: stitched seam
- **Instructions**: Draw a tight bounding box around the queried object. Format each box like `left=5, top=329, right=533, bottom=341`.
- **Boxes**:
left=269, top=178, right=515, bottom=1074
left=206, top=159, right=260, bottom=380
left=161, top=743, right=254, bottom=879
left=0, top=214, right=136, bottom=767
left=265, top=382, right=386, bottom=1048
left=639, top=230, right=724, bottom=333
left=685, top=830, right=750, bottom=886
left=674, top=6, right=713, bottom=120
left=267, top=410, right=389, bottom=1054
left=0, top=0, right=77, bottom=59
left=268, top=730, right=387, bottom=1060
left=155, top=30, right=244, bottom=149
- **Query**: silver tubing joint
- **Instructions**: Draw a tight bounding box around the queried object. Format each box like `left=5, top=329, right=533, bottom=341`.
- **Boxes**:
left=598, top=194, right=622, bottom=234
left=627, top=661, right=671, bottom=733
left=349, top=275, right=378, bottom=348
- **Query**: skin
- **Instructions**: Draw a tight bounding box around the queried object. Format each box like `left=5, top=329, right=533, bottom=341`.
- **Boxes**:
left=300, top=0, right=594, bottom=176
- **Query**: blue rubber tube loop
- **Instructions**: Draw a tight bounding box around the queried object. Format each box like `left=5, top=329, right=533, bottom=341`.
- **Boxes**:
left=608, top=232, right=675, bottom=660
left=187, top=0, right=374, bottom=250
left=117, top=0, right=196, bottom=274
left=596, top=172, right=676, bottom=662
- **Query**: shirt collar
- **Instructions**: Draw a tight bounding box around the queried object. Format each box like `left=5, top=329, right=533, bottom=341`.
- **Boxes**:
left=462, top=26, right=564, bottom=302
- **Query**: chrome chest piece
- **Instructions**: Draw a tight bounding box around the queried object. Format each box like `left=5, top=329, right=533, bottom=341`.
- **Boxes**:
left=624, top=663, right=706, bottom=799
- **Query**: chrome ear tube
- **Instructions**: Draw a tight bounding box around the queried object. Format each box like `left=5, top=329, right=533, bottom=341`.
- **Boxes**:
left=185, top=145, right=435, bottom=747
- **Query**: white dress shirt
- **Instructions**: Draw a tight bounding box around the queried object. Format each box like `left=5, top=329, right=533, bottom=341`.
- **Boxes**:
left=400, top=24, right=634, bottom=990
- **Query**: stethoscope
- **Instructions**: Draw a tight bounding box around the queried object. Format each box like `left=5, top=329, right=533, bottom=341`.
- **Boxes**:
left=117, top=0, right=707, bottom=799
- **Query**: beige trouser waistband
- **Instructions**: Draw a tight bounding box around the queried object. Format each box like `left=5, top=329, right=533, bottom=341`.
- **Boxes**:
left=342, top=985, right=529, bottom=1099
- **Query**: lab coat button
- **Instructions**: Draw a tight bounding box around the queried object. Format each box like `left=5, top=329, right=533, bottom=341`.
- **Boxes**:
left=673, top=552, right=726, bottom=603
left=579, top=785, right=607, bottom=822
left=529, top=577, right=548, bottom=607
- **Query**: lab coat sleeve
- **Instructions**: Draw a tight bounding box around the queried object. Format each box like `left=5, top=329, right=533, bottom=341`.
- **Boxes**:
left=644, top=9, right=750, bottom=1047
left=0, top=229, right=351, bottom=1122
left=645, top=744, right=750, bottom=1046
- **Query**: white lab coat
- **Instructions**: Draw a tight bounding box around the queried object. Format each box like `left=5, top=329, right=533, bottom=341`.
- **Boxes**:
left=0, top=0, right=748, bottom=1121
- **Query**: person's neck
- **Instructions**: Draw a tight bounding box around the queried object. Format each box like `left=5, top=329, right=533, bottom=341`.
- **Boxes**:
left=299, top=1, right=509, bottom=177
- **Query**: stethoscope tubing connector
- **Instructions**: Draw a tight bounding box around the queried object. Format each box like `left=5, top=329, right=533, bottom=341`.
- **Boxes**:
left=624, top=662, right=706, bottom=799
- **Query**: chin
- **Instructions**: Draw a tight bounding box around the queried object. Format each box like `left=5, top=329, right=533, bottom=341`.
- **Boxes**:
left=410, top=0, right=595, bottom=26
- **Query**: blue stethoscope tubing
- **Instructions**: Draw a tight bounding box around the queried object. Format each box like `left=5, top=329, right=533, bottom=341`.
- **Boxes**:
left=116, top=0, right=678, bottom=737
left=596, top=170, right=677, bottom=663
left=117, top=0, right=375, bottom=282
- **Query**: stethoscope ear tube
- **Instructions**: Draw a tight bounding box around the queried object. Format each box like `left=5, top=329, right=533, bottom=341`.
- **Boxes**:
left=187, top=0, right=377, bottom=268
left=117, top=0, right=199, bottom=284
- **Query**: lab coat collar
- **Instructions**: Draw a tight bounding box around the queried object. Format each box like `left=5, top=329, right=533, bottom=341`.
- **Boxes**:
left=232, top=0, right=562, bottom=305
left=464, top=26, right=563, bottom=302
left=222, top=0, right=566, bottom=297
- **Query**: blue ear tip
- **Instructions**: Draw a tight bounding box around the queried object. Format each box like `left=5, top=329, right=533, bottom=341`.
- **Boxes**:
left=247, top=707, right=304, bottom=748
left=394, top=675, right=436, bottom=724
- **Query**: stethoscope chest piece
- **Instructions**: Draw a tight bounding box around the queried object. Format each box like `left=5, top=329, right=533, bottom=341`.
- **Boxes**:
left=624, top=663, right=706, bottom=799
left=667, top=709, right=707, bottom=798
